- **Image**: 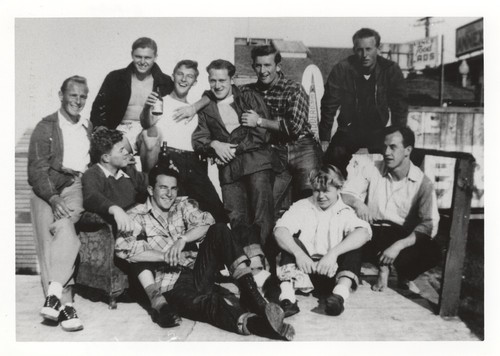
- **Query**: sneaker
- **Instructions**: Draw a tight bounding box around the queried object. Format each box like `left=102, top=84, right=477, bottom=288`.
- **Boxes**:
left=325, top=293, right=345, bottom=316
left=59, top=305, right=84, bottom=332
left=40, top=295, right=61, bottom=321
left=280, top=299, right=300, bottom=318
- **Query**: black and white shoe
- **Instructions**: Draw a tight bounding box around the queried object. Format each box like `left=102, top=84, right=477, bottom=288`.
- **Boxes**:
left=59, top=305, right=84, bottom=332
left=40, top=295, right=61, bottom=321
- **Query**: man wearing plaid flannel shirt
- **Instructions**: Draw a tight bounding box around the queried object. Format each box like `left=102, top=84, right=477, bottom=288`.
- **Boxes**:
left=240, top=45, right=323, bottom=217
left=114, top=164, right=295, bottom=340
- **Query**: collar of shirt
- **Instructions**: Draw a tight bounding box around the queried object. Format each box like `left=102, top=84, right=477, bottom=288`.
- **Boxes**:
left=97, top=163, right=130, bottom=180
left=310, top=194, right=351, bottom=215
left=58, top=110, right=89, bottom=129
left=382, top=161, right=422, bottom=183
left=217, top=94, right=234, bottom=106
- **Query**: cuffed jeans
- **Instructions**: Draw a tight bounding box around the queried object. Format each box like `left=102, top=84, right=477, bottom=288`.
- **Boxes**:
left=221, top=169, right=274, bottom=262
left=272, top=136, right=322, bottom=217
left=280, top=236, right=362, bottom=293
left=160, top=224, right=252, bottom=333
left=364, top=224, right=442, bottom=281
left=30, top=177, right=84, bottom=304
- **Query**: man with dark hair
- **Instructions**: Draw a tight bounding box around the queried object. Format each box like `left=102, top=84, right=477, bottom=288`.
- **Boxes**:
left=138, top=59, right=227, bottom=223
left=90, top=37, right=206, bottom=160
left=192, top=59, right=275, bottom=279
left=320, top=28, right=408, bottom=177
left=342, top=126, right=441, bottom=293
left=82, top=127, right=148, bottom=233
left=28, top=75, right=92, bottom=331
left=114, top=165, right=295, bottom=340
left=240, top=44, right=323, bottom=216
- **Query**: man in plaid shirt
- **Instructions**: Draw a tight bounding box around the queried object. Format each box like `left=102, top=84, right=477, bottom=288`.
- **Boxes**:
left=115, top=164, right=295, bottom=340
left=239, top=45, right=323, bottom=217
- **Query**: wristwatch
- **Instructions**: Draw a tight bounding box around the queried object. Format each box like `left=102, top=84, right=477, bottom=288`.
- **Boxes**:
left=256, top=117, right=263, bottom=127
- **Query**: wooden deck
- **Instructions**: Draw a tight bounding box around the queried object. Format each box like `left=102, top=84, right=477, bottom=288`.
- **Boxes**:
left=15, top=272, right=477, bottom=342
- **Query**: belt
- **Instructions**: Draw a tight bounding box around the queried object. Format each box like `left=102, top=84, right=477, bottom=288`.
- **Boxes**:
left=272, top=133, right=314, bottom=147
left=166, top=146, right=196, bottom=155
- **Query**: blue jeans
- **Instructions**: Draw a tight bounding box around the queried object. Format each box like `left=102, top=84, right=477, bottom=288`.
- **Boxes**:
left=30, top=177, right=84, bottom=304
left=163, top=224, right=252, bottom=334
left=272, top=136, right=323, bottom=217
left=221, top=169, right=274, bottom=261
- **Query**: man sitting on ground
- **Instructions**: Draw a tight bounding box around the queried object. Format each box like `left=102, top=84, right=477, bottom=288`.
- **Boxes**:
left=341, top=126, right=441, bottom=292
left=114, top=164, right=295, bottom=340
left=274, top=165, right=371, bottom=317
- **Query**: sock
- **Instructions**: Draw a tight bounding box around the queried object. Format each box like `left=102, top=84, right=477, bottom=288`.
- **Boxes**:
left=250, top=255, right=264, bottom=271
left=279, top=281, right=296, bottom=303
left=253, top=269, right=271, bottom=289
left=332, top=284, right=350, bottom=301
left=47, top=281, right=63, bottom=299
left=144, top=284, right=167, bottom=311
left=64, top=302, right=73, bottom=307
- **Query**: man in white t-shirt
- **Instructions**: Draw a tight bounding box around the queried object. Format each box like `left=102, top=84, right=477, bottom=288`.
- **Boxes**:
left=138, top=60, right=227, bottom=223
left=28, top=76, right=92, bottom=332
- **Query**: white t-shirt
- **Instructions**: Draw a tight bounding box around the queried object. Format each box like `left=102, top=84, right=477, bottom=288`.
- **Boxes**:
left=154, top=95, right=199, bottom=152
left=58, top=111, right=90, bottom=173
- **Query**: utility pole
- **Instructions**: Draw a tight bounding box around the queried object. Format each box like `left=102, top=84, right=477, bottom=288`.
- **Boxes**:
left=414, top=17, right=443, bottom=38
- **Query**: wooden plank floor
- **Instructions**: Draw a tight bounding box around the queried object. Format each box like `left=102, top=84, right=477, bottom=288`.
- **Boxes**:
left=16, top=272, right=477, bottom=342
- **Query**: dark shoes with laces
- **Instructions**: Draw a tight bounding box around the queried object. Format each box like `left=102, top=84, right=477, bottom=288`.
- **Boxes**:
left=40, top=295, right=61, bottom=321
left=40, top=295, right=83, bottom=331
left=325, top=293, right=345, bottom=316
left=279, top=299, right=300, bottom=318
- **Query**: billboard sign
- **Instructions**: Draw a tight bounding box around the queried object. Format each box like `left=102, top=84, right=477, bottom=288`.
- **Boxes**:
left=456, top=18, right=483, bottom=57
left=411, top=36, right=439, bottom=69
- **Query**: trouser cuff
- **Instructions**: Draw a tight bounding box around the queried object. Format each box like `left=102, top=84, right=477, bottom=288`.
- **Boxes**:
left=335, top=270, right=359, bottom=291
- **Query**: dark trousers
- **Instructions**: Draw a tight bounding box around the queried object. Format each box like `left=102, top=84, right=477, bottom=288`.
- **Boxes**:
left=222, top=169, right=275, bottom=263
left=323, top=130, right=382, bottom=178
left=280, top=236, right=362, bottom=293
left=364, top=224, right=441, bottom=281
left=272, top=136, right=323, bottom=214
left=168, top=149, right=228, bottom=224
left=131, top=224, right=251, bottom=333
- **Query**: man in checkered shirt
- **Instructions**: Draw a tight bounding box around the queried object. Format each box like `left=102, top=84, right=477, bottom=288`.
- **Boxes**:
left=239, top=45, right=323, bottom=218
left=114, top=164, right=295, bottom=340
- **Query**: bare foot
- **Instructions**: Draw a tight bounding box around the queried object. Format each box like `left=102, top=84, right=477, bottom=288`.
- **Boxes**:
left=372, top=266, right=390, bottom=292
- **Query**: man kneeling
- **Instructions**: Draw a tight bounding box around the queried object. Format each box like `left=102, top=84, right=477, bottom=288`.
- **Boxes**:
left=114, top=164, right=294, bottom=340
left=274, top=165, right=371, bottom=317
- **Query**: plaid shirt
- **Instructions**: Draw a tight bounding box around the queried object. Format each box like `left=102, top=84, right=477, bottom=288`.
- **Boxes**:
left=241, top=72, right=314, bottom=143
left=115, top=196, right=215, bottom=292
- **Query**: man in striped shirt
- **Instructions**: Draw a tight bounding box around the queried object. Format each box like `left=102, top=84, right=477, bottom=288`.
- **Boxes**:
left=341, top=126, right=441, bottom=292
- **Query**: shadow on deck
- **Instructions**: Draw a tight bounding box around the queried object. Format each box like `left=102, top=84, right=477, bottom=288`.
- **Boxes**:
left=16, top=269, right=477, bottom=342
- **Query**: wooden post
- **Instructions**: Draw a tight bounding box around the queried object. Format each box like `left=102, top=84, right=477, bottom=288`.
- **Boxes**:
left=439, top=154, right=475, bottom=317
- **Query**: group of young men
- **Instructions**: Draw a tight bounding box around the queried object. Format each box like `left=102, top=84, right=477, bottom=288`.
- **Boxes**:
left=28, top=28, right=441, bottom=340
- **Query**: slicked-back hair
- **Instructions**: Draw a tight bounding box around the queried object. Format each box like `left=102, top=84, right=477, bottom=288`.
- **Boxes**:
left=173, top=59, right=199, bottom=79
left=89, top=127, right=124, bottom=164
left=352, top=28, right=381, bottom=48
left=309, top=164, right=345, bottom=191
left=132, top=37, right=158, bottom=55
left=60, top=75, right=88, bottom=93
left=206, top=59, right=236, bottom=78
left=384, top=126, right=415, bottom=148
left=251, top=45, right=282, bottom=64
left=148, top=164, right=180, bottom=188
